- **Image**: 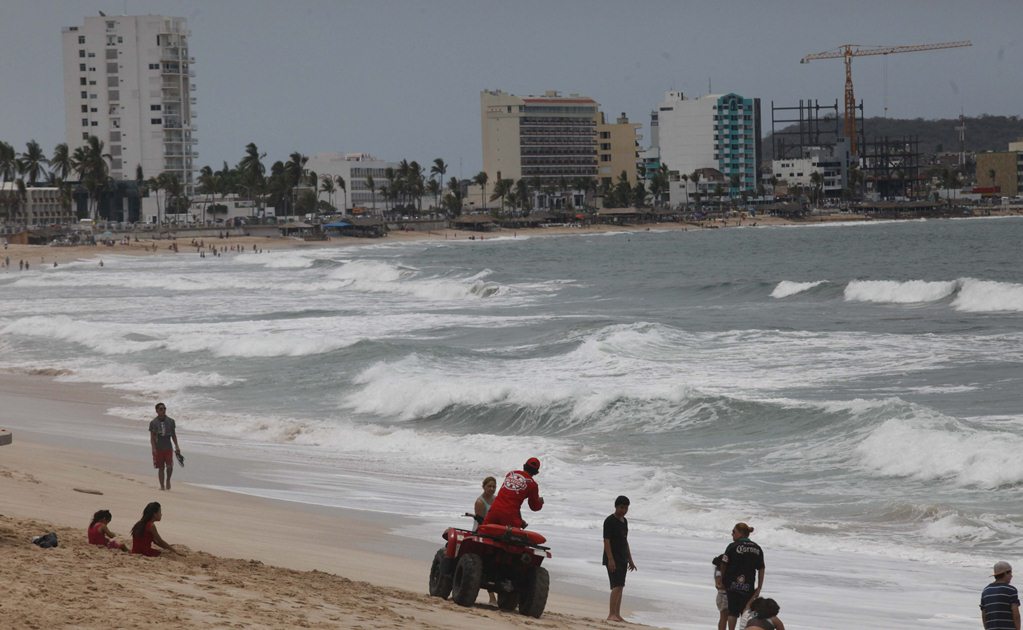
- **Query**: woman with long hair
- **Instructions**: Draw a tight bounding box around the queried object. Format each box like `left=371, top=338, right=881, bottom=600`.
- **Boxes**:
left=130, top=502, right=181, bottom=557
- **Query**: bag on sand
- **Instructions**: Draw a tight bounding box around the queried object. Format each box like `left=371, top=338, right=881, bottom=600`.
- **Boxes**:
left=31, top=532, right=59, bottom=548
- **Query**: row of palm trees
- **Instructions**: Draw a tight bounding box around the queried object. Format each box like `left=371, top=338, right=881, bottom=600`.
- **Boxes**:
left=0, top=137, right=114, bottom=223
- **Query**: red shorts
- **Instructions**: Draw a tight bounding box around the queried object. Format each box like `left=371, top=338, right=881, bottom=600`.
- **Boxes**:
left=153, top=448, right=174, bottom=469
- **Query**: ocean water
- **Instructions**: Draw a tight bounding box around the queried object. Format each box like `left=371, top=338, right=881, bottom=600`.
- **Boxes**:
left=3, top=218, right=1022, bottom=628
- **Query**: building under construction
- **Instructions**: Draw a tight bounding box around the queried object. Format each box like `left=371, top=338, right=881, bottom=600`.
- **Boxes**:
left=769, top=99, right=923, bottom=200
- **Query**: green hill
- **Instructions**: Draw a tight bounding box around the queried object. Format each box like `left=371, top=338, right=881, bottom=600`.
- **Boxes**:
left=764, top=114, right=1023, bottom=160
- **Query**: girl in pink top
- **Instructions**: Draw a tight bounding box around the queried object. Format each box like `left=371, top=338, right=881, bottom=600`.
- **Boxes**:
left=87, top=509, right=127, bottom=551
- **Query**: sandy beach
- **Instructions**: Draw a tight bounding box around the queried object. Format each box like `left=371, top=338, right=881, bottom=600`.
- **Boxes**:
left=0, top=371, right=655, bottom=629
left=0, top=213, right=822, bottom=268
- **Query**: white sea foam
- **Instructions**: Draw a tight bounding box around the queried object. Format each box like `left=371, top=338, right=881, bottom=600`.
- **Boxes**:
left=770, top=280, right=826, bottom=298
left=856, top=415, right=1023, bottom=488
left=844, top=279, right=959, bottom=304
left=951, top=278, right=1023, bottom=312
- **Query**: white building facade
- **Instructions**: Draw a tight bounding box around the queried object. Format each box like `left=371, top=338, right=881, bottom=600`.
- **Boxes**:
left=62, top=14, right=196, bottom=194
left=305, top=153, right=400, bottom=214
left=651, top=91, right=761, bottom=196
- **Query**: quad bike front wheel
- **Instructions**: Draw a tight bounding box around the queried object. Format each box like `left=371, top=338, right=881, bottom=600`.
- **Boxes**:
left=451, top=553, right=483, bottom=607
left=428, top=548, right=452, bottom=599
left=518, top=566, right=550, bottom=618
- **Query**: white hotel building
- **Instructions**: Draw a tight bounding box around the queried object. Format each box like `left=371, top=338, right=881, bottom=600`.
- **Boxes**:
left=61, top=14, right=196, bottom=194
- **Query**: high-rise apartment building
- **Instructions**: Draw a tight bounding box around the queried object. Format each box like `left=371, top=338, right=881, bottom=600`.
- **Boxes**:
left=651, top=91, right=760, bottom=193
left=596, top=112, right=641, bottom=186
left=481, top=90, right=600, bottom=186
left=62, top=14, right=196, bottom=193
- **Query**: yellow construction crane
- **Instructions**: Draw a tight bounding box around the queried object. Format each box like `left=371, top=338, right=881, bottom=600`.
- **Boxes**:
left=800, top=40, right=971, bottom=155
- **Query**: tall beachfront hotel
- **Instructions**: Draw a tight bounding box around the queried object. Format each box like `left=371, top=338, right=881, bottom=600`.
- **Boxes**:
left=61, top=14, right=196, bottom=194
left=480, top=89, right=641, bottom=193
left=651, top=91, right=761, bottom=194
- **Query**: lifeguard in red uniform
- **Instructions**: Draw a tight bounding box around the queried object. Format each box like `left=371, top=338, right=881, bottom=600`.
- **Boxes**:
left=481, top=457, right=544, bottom=529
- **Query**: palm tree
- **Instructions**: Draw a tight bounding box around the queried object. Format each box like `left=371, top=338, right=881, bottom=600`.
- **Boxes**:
left=17, top=140, right=49, bottom=185
left=320, top=177, right=336, bottom=210
left=430, top=158, right=448, bottom=193
left=146, top=175, right=164, bottom=224
left=445, top=176, right=463, bottom=216
left=426, top=179, right=441, bottom=209
left=515, top=178, right=532, bottom=214
left=0, top=141, right=16, bottom=185
left=197, top=165, right=216, bottom=223
left=408, top=160, right=425, bottom=213
left=237, top=143, right=266, bottom=201
left=335, top=175, right=347, bottom=213
left=283, top=151, right=308, bottom=218
left=365, top=174, right=376, bottom=212
left=679, top=173, right=689, bottom=207
left=988, top=168, right=997, bottom=189
left=809, top=172, right=823, bottom=206
left=75, top=136, right=111, bottom=221
left=690, top=170, right=702, bottom=205
left=473, top=171, right=489, bottom=210
left=50, top=143, right=72, bottom=182
left=490, top=178, right=513, bottom=213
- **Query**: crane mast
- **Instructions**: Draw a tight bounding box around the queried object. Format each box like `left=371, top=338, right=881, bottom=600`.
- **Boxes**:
left=800, top=40, right=971, bottom=156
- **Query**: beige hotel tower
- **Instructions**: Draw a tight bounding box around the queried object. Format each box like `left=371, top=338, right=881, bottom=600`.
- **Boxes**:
left=481, top=90, right=640, bottom=191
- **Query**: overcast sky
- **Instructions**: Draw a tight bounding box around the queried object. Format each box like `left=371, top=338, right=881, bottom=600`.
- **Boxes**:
left=1, top=0, right=1020, bottom=177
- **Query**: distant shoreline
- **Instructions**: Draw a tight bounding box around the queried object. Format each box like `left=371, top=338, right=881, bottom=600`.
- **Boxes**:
left=3, top=208, right=1022, bottom=268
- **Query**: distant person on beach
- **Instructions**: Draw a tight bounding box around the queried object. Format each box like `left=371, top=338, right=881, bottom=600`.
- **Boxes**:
left=602, top=495, right=636, bottom=624
left=149, top=402, right=182, bottom=490
left=713, top=554, right=728, bottom=630
left=473, top=476, right=497, bottom=531
left=473, top=476, right=499, bottom=605
left=721, top=522, right=765, bottom=630
left=87, top=509, right=128, bottom=551
left=481, top=457, right=543, bottom=529
left=981, top=561, right=1020, bottom=630
left=130, top=501, right=181, bottom=557
left=742, top=597, right=785, bottom=630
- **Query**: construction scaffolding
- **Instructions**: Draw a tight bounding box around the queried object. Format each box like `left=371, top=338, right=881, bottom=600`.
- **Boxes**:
left=770, top=99, right=863, bottom=160
left=859, top=136, right=923, bottom=199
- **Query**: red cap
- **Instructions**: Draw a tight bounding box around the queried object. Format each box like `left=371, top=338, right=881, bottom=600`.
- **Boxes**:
left=525, top=457, right=541, bottom=471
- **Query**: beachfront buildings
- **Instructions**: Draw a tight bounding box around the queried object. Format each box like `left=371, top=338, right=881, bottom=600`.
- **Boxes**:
left=975, top=150, right=1023, bottom=197
left=0, top=183, right=77, bottom=227
left=597, top=113, right=642, bottom=186
left=305, top=152, right=400, bottom=215
left=650, top=91, right=761, bottom=196
left=61, top=15, right=196, bottom=194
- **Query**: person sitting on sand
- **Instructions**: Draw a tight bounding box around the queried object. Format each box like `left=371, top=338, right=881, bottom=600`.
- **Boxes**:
left=130, top=502, right=181, bottom=557
left=88, top=509, right=128, bottom=552
left=742, top=597, right=785, bottom=630
left=481, top=458, right=544, bottom=529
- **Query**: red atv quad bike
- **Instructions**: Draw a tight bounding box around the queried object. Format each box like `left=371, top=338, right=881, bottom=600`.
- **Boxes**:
left=429, top=513, right=552, bottom=618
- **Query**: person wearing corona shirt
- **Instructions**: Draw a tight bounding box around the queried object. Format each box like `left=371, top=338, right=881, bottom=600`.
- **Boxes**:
left=481, top=457, right=544, bottom=529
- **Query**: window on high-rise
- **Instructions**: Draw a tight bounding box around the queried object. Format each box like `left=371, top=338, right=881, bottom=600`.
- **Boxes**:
left=78, top=35, right=85, bottom=44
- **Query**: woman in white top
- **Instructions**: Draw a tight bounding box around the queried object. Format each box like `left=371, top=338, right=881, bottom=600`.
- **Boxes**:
left=474, top=476, right=498, bottom=605
left=474, top=476, right=497, bottom=531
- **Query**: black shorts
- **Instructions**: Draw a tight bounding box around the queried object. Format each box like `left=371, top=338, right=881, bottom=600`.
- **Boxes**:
left=726, top=589, right=752, bottom=616
left=606, top=564, right=627, bottom=589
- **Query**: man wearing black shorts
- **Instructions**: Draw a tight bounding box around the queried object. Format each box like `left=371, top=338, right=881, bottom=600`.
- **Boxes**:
left=602, top=495, right=637, bottom=623
left=720, top=522, right=765, bottom=630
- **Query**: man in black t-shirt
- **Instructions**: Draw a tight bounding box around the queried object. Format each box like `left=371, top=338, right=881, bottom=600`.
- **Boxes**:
left=602, top=495, right=637, bottom=623
left=720, top=522, right=765, bottom=630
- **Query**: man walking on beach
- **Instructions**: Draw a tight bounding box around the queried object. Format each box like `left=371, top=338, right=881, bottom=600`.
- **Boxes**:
left=149, top=403, right=181, bottom=491
left=602, top=495, right=637, bottom=623
left=981, top=561, right=1020, bottom=630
